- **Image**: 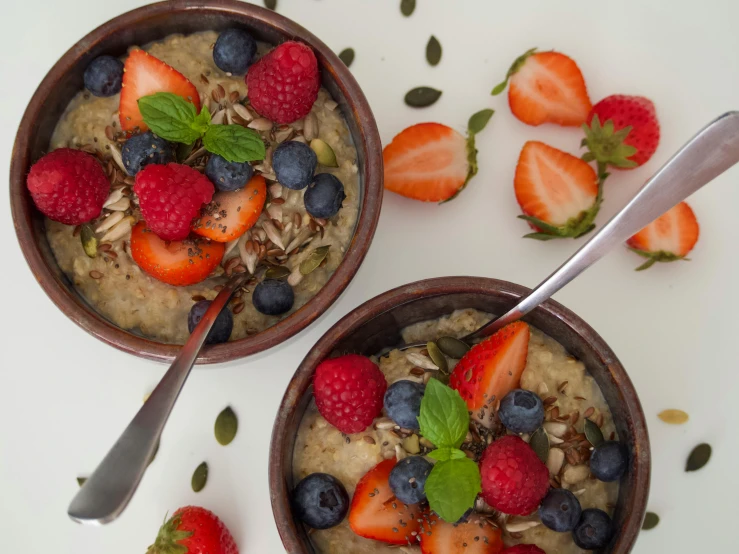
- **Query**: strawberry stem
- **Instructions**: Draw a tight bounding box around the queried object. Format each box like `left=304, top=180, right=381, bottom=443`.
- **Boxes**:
left=491, top=47, right=537, bottom=95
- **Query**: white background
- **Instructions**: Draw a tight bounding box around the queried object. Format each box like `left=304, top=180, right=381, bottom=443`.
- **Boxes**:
left=1, top=0, right=738, bottom=552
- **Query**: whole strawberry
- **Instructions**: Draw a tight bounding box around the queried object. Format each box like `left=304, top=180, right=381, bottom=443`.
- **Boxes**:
left=26, top=148, right=109, bottom=225
left=502, top=545, right=546, bottom=554
left=479, top=435, right=549, bottom=515
left=147, top=506, right=238, bottom=554
left=313, top=354, right=387, bottom=434
left=134, top=163, right=214, bottom=241
left=247, top=41, right=320, bottom=124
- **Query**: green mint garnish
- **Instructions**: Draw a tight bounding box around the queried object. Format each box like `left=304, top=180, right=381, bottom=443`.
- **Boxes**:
left=202, top=125, right=266, bottom=164
left=425, top=457, right=481, bottom=523
left=428, top=447, right=466, bottom=462
left=418, top=378, right=469, bottom=449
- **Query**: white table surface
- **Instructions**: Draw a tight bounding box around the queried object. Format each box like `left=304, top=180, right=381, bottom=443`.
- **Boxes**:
left=1, top=0, right=738, bottom=552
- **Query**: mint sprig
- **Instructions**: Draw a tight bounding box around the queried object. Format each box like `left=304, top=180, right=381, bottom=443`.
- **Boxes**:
left=424, top=457, right=481, bottom=523
left=418, top=378, right=469, bottom=449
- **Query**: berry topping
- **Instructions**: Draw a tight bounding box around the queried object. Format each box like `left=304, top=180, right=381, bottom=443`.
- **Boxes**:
left=83, top=55, right=124, bottom=97
left=26, top=148, right=109, bottom=225
left=479, top=435, right=549, bottom=516
left=252, top=279, right=294, bottom=316
left=121, top=131, right=176, bottom=176
left=193, top=174, right=266, bottom=242
left=388, top=455, right=433, bottom=505
left=384, top=380, right=425, bottom=430
left=187, top=300, right=233, bottom=344
left=572, top=509, right=612, bottom=550
left=292, top=473, right=349, bottom=530
left=589, top=441, right=628, bottom=482
left=304, top=173, right=346, bottom=219
left=205, top=154, right=255, bottom=192
left=538, top=488, right=582, bottom=532
left=147, top=506, right=238, bottom=554
left=246, top=41, right=320, bottom=124
left=501, top=546, right=546, bottom=554
left=498, top=389, right=544, bottom=434
left=213, top=29, right=257, bottom=75
left=313, top=354, right=387, bottom=434
left=419, top=513, right=504, bottom=554
left=272, top=140, right=318, bottom=190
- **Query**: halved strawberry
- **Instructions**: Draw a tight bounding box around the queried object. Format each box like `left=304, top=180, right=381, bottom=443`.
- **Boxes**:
left=514, top=141, right=600, bottom=240
left=420, top=513, right=504, bottom=554
left=119, top=49, right=200, bottom=132
left=493, top=49, right=591, bottom=127
left=130, top=222, right=224, bottom=286
left=348, top=458, right=424, bottom=545
left=192, top=174, right=266, bottom=242
left=449, top=322, right=530, bottom=427
left=626, top=201, right=699, bottom=271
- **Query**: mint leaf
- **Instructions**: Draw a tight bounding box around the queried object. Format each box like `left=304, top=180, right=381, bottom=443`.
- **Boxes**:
left=418, top=378, right=469, bottom=449
left=202, top=125, right=265, bottom=163
left=428, top=447, right=466, bottom=462
left=138, top=93, right=204, bottom=144
left=425, top=458, right=481, bottom=522
left=192, top=104, right=211, bottom=135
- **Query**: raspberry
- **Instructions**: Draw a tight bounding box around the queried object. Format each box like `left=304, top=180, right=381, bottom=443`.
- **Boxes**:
left=134, top=163, right=214, bottom=241
left=26, top=148, right=109, bottom=225
left=246, top=41, right=320, bottom=124
left=502, top=545, right=547, bottom=554
left=479, top=435, right=549, bottom=516
left=313, top=354, right=387, bottom=434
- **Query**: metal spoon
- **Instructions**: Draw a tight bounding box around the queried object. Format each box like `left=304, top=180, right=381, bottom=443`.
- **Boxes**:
left=68, top=273, right=247, bottom=525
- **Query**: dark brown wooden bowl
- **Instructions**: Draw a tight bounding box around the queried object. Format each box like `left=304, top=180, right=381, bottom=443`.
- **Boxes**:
left=270, top=277, right=650, bottom=554
left=9, top=0, right=383, bottom=364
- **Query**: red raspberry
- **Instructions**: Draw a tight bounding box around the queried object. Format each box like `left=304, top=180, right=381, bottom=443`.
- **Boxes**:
left=479, top=435, right=549, bottom=516
left=134, top=163, right=214, bottom=241
left=313, top=354, right=387, bottom=434
left=246, top=41, right=320, bottom=124
left=502, top=545, right=547, bottom=554
left=26, top=148, right=109, bottom=225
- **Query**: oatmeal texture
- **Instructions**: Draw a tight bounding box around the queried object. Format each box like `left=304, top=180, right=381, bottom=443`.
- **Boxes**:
left=46, top=31, right=359, bottom=344
left=293, top=309, right=619, bottom=554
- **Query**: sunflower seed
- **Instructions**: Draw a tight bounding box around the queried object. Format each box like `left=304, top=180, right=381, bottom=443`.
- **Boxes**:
left=404, top=87, right=442, bottom=108
left=435, top=336, right=470, bottom=359
left=374, top=418, right=396, bottom=430
left=225, top=236, right=241, bottom=257
left=310, top=138, right=338, bottom=167
left=405, top=352, right=438, bottom=371
left=184, top=147, right=207, bottom=165
left=338, top=48, right=355, bottom=67
left=103, top=188, right=125, bottom=208
left=107, top=142, right=126, bottom=172
left=658, top=409, right=689, bottom=425
left=80, top=225, right=98, bottom=258
left=584, top=418, right=604, bottom=447
left=215, top=406, right=238, bottom=445
left=248, top=118, right=273, bottom=131
left=303, top=112, right=319, bottom=141
left=546, top=447, right=565, bottom=475
left=426, top=36, right=442, bottom=66
left=543, top=421, right=568, bottom=439
left=642, top=512, right=660, bottom=530
left=211, top=109, right=226, bottom=125
left=563, top=464, right=590, bottom=484
left=238, top=237, right=258, bottom=274
left=100, top=216, right=134, bottom=242
left=394, top=444, right=407, bottom=461
left=300, top=245, right=330, bottom=275
left=191, top=462, right=208, bottom=492
left=288, top=266, right=303, bottom=286
left=506, top=520, right=540, bottom=533
left=262, top=220, right=285, bottom=250
left=426, top=342, right=448, bottom=373
left=232, top=103, right=254, bottom=122
left=686, top=443, right=711, bottom=472
left=529, top=427, right=549, bottom=464
left=105, top=197, right=130, bottom=211
left=267, top=203, right=283, bottom=222
left=286, top=227, right=313, bottom=254
left=275, top=126, right=295, bottom=143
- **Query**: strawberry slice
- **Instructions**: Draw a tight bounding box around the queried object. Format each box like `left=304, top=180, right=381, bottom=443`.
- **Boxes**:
left=420, top=513, right=504, bottom=554
left=119, top=49, right=200, bottom=132
left=514, top=141, right=600, bottom=240
left=626, top=201, right=699, bottom=271
left=449, top=322, right=530, bottom=427
left=348, top=458, right=424, bottom=545
left=130, top=221, right=224, bottom=286
left=192, top=174, right=266, bottom=242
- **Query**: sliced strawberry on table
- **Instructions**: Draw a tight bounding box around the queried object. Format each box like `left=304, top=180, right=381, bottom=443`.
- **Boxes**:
left=120, top=49, right=200, bottom=132
left=349, top=458, right=424, bottom=545
left=626, top=201, right=699, bottom=271
left=514, top=140, right=601, bottom=240
left=419, top=513, right=504, bottom=554
left=193, top=174, right=266, bottom=242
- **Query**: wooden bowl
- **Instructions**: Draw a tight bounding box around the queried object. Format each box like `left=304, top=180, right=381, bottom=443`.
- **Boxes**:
left=269, top=277, right=650, bottom=554
left=9, top=0, right=383, bottom=364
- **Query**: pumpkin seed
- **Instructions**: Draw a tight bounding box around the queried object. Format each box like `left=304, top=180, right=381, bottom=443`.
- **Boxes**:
left=310, top=139, right=338, bottom=167
left=584, top=418, right=604, bottom=447
left=686, top=443, right=711, bottom=472
left=300, top=246, right=330, bottom=275
left=191, top=462, right=208, bottom=492
left=214, top=406, right=238, bottom=446
left=77, top=477, right=87, bottom=487
left=80, top=224, right=98, bottom=258
left=468, top=109, right=495, bottom=135
left=176, top=142, right=195, bottom=163
left=264, top=0, right=277, bottom=10
left=265, top=266, right=291, bottom=280
left=529, top=427, right=549, bottom=464
left=338, top=48, right=355, bottom=68
left=436, top=336, right=470, bottom=359
left=658, top=409, right=689, bottom=425
left=642, top=512, right=660, bottom=530
left=426, top=342, right=448, bottom=374
left=426, top=36, right=442, bottom=66
left=400, top=0, right=416, bottom=16
left=404, top=86, right=442, bottom=108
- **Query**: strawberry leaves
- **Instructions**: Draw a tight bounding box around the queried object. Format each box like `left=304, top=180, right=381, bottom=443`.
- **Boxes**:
left=491, top=47, right=537, bottom=96
left=581, top=114, right=639, bottom=168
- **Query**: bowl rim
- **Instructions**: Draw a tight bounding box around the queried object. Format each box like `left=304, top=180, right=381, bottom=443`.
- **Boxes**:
left=9, top=0, right=383, bottom=364
left=269, top=276, right=650, bottom=554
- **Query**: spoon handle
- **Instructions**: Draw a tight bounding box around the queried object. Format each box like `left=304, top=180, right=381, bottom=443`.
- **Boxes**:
left=67, top=273, right=247, bottom=525
left=470, top=111, right=739, bottom=340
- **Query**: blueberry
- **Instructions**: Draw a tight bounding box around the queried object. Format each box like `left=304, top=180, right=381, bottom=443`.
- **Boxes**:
left=292, top=473, right=349, bottom=529
left=187, top=300, right=233, bottom=344
left=498, top=389, right=545, bottom=434
left=304, top=174, right=346, bottom=219
left=388, top=456, right=432, bottom=505
left=573, top=509, right=612, bottom=550
left=121, top=131, right=176, bottom=176
left=213, top=29, right=257, bottom=75
left=252, top=279, right=294, bottom=315
left=272, top=141, right=317, bottom=190
left=589, top=441, right=628, bottom=482
left=83, top=55, right=124, bottom=97
left=205, top=154, right=255, bottom=191
left=539, top=488, right=582, bottom=532
left=384, top=380, right=424, bottom=430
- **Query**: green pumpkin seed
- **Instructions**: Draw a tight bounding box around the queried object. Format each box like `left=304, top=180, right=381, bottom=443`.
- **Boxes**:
left=584, top=418, right=604, bottom=447
left=426, top=341, right=448, bottom=374
left=529, top=427, right=549, bottom=464
left=215, top=406, right=238, bottom=446
left=80, top=224, right=98, bottom=258
left=400, top=0, right=416, bottom=16
left=686, top=443, right=711, bottom=472
left=265, top=266, right=291, bottom=280
left=191, top=462, right=208, bottom=492
left=436, top=336, right=470, bottom=359
left=77, top=477, right=87, bottom=487
left=338, top=48, right=355, bottom=68
left=468, top=109, right=495, bottom=135
left=264, top=0, right=277, bottom=10
left=310, top=139, right=339, bottom=167
left=642, top=512, right=660, bottom=530
left=426, top=36, right=442, bottom=66
left=300, top=246, right=330, bottom=275
left=176, top=141, right=195, bottom=163
left=404, top=87, right=442, bottom=108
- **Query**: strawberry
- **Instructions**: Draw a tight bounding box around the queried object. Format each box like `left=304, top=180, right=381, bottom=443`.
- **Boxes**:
left=626, top=201, right=699, bottom=271
left=582, top=95, right=660, bottom=168
left=193, top=174, right=266, bottom=242
left=348, top=458, right=424, bottom=545
left=420, top=513, right=504, bottom=554
left=147, top=505, right=238, bottom=554
left=130, top=222, right=224, bottom=286
left=449, top=322, right=530, bottom=427
left=493, top=49, right=591, bottom=127
left=120, top=49, right=200, bottom=132
left=514, top=141, right=601, bottom=240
